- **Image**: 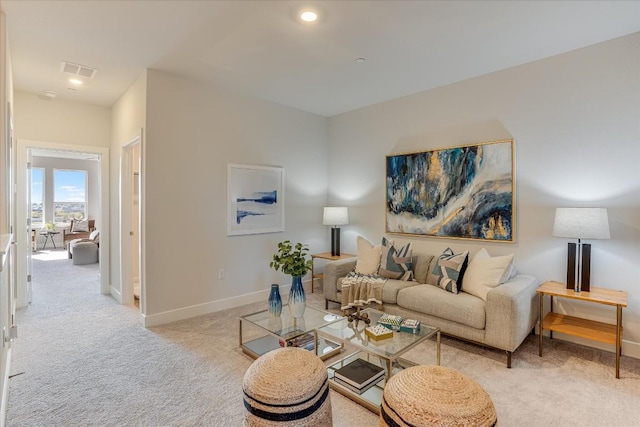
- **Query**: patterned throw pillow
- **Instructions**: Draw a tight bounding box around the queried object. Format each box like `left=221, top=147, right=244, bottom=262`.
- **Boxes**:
left=72, top=219, right=89, bottom=232
left=432, top=248, right=469, bottom=294
left=378, top=237, right=414, bottom=281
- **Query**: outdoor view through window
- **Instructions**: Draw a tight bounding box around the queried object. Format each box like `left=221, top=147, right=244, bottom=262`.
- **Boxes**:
left=31, top=168, right=88, bottom=226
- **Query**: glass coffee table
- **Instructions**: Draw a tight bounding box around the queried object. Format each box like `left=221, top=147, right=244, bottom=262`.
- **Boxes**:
left=239, top=305, right=344, bottom=360
left=315, top=308, right=441, bottom=413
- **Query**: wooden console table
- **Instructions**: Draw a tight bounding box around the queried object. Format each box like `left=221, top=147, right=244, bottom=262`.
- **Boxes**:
left=310, top=252, right=356, bottom=293
left=537, top=280, right=627, bottom=378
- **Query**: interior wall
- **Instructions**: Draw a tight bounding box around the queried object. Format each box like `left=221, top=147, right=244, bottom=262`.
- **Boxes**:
left=142, top=69, right=329, bottom=323
left=109, top=71, right=147, bottom=301
left=327, top=33, right=640, bottom=356
left=12, top=92, right=110, bottom=147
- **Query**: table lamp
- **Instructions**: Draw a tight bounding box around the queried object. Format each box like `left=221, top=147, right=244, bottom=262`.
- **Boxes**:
left=552, top=207, right=610, bottom=292
left=323, top=207, right=349, bottom=256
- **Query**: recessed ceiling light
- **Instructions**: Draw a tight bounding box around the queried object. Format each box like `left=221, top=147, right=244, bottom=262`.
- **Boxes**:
left=69, top=78, right=83, bottom=85
left=300, top=10, right=318, bottom=22
left=355, top=58, right=366, bottom=63
left=43, top=90, right=57, bottom=99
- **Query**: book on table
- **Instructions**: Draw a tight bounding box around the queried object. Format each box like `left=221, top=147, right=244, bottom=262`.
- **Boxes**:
left=333, top=358, right=385, bottom=389
left=333, top=375, right=381, bottom=395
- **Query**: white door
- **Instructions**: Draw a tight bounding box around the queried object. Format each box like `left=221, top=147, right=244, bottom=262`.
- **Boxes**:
left=25, top=150, right=33, bottom=303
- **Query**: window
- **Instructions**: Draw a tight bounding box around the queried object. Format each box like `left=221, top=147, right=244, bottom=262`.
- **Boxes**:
left=31, top=167, right=44, bottom=228
left=54, top=169, right=87, bottom=223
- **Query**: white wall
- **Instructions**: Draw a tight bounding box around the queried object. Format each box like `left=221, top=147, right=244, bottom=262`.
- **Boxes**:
left=110, top=71, right=147, bottom=301
left=142, top=69, right=329, bottom=324
left=13, top=92, right=110, bottom=147
left=328, top=33, right=640, bottom=356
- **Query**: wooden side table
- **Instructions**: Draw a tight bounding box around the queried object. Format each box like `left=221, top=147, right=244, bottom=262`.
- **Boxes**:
left=310, top=252, right=356, bottom=293
left=537, top=280, right=628, bottom=378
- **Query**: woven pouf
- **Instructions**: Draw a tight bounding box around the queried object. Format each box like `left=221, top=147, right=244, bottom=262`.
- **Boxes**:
left=380, top=365, right=497, bottom=427
left=242, top=347, right=332, bottom=427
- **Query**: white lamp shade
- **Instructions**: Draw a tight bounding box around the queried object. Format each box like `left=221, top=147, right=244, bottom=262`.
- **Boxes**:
left=552, top=208, right=610, bottom=239
left=323, top=207, right=349, bottom=226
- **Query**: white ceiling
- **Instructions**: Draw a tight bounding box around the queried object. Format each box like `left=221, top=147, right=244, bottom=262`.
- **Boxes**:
left=2, top=1, right=639, bottom=117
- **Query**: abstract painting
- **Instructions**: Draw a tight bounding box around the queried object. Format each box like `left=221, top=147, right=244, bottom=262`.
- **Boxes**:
left=227, top=164, right=284, bottom=236
left=386, top=139, right=514, bottom=242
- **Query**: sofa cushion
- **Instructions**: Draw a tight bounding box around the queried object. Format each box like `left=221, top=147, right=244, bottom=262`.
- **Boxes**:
left=379, top=237, right=413, bottom=281
left=431, top=248, right=469, bottom=294
left=381, top=279, right=419, bottom=304
left=397, top=284, right=486, bottom=330
left=463, top=248, right=514, bottom=301
left=412, top=254, right=435, bottom=284
left=355, top=236, right=381, bottom=275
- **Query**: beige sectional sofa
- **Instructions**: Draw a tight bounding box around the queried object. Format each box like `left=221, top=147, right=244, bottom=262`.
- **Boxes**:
left=323, top=252, right=539, bottom=367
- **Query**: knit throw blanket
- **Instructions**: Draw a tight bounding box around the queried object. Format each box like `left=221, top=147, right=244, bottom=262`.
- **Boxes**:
left=340, top=272, right=386, bottom=310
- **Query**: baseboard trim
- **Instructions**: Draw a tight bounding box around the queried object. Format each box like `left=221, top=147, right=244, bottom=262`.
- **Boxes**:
left=1, top=347, right=12, bottom=427
left=110, top=286, right=122, bottom=304
left=142, top=282, right=297, bottom=328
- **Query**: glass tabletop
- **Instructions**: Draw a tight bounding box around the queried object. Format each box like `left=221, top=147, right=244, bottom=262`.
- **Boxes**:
left=241, top=305, right=342, bottom=340
left=316, top=308, right=438, bottom=359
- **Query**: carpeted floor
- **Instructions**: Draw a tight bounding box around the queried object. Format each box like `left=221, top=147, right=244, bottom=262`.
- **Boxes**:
left=6, top=249, right=640, bottom=426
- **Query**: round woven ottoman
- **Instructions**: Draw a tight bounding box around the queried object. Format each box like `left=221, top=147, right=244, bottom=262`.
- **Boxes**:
left=380, top=365, right=497, bottom=427
left=242, top=347, right=332, bottom=427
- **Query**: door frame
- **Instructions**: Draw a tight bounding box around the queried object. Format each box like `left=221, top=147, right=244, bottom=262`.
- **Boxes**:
left=120, top=133, right=145, bottom=314
left=15, top=139, right=110, bottom=307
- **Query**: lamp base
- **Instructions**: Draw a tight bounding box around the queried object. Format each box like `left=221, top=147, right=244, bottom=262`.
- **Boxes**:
left=566, top=241, right=592, bottom=292
left=330, top=227, right=341, bottom=256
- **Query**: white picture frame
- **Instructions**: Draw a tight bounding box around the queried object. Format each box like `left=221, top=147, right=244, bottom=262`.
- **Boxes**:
left=227, top=164, right=285, bottom=236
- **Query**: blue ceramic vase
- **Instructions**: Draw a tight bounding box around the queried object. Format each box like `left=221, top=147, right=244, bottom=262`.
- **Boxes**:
left=288, top=276, right=306, bottom=318
left=268, top=284, right=282, bottom=317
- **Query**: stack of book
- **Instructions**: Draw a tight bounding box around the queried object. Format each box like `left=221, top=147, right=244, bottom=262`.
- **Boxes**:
left=279, top=333, right=315, bottom=351
left=399, top=318, right=421, bottom=334
left=377, top=313, right=403, bottom=330
left=333, top=358, right=385, bottom=394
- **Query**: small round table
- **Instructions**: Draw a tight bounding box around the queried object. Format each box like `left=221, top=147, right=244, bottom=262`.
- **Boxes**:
left=39, top=230, right=60, bottom=250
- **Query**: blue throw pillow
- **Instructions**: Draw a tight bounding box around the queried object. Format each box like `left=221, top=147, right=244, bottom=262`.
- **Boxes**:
left=378, top=237, right=414, bottom=281
left=432, top=248, right=469, bottom=294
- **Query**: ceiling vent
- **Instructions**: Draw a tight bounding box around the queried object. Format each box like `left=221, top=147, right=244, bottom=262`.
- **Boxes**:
left=60, top=61, right=98, bottom=79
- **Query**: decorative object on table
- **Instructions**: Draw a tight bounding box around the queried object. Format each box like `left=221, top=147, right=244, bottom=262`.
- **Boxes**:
left=380, top=365, right=496, bottom=427
left=270, top=240, right=313, bottom=317
left=333, top=358, right=385, bottom=391
left=242, top=347, right=333, bottom=426
left=377, top=313, right=403, bottom=330
left=227, top=163, right=284, bottom=236
left=365, top=324, right=394, bottom=341
left=399, top=319, right=421, bottom=334
left=386, top=138, right=514, bottom=242
left=378, top=237, right=414, bottom=280
left=552, top=207, right=610, bottom=292
left=346, top=307, right=370, bottom=327
left=267, top=284, right=282, bottom=317
left=323, top=207, right=349, bottom=256
left=42, top=221, right=56, bottom=231
left=430, top=247, right=469, bottom=294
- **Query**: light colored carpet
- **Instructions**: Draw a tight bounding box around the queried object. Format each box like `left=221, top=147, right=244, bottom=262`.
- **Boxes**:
left=7, top=249, right=640, bottom=426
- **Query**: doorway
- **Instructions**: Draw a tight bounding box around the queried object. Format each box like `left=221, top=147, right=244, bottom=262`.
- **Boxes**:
left=16, top=139, right=110, bottom=308
left=120, top=135, right=144, bottom=314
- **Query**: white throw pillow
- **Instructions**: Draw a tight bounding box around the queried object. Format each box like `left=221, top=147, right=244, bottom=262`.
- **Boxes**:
left=354, top=236, right=382, bottom=275
left=72, top=219, right=89, bottom=232
left=462, top=248, right=514, bottom=301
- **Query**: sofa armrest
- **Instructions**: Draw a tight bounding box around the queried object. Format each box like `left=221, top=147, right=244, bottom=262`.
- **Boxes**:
left=484, top=274, right=540, bottom=352
left=323, top=258, right=357, bottom=303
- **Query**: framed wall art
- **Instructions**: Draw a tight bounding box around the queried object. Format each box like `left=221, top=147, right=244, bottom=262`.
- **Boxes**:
left=385, top=139, right=514, bottom=242
left=227, top=164, right=284, bottom=236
